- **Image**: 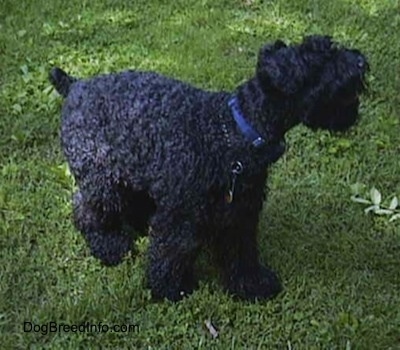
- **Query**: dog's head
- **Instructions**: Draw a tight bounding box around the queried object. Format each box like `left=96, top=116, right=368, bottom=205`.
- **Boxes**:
left=256, top=35, right=368, bottom=132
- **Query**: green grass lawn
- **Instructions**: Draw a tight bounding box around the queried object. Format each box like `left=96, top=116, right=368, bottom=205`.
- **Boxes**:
left=1, top=0, right=399, bottom=348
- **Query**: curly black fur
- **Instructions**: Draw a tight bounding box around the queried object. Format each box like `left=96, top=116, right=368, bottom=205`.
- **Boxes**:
left=50, top=35, right=368, bottom=302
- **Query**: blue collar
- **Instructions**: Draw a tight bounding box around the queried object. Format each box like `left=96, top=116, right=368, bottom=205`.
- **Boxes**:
left=228, top=96, right=265, bottom=148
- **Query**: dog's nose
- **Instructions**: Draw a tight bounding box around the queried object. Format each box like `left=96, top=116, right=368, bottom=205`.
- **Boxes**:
left=357, top=56, right=365, bottom=69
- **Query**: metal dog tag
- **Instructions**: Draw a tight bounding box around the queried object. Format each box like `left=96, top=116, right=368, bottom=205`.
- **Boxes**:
left=226, top=161, right=243, bottom=204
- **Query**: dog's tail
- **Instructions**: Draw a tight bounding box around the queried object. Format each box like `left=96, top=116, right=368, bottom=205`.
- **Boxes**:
left=49, top=67, right=77, bottom=98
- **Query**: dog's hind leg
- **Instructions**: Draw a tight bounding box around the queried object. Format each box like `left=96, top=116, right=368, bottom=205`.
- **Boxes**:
left=121, top=190, right=156, bottom=234
left=73, top=190, right=133, bottom=266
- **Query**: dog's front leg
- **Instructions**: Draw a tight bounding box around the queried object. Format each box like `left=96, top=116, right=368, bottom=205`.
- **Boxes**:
left=147, top=209, right=200, bottom=302
left=213, top=174, right=282, bottom=301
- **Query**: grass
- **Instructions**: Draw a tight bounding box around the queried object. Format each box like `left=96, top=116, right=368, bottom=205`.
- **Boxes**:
left=1, top=0, right=399, bottom=348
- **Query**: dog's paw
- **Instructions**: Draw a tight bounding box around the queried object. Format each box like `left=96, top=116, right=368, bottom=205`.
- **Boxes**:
left=226, top=266, right=282, bottom=301
left=84, top=230, right=133, bottom=266
left=149, top=269, right=197, bottom=302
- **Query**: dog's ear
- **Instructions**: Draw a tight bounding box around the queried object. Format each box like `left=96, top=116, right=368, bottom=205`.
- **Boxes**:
left=302, top=35, right=334, bottom=53
left=256, top=36, right=336, bottom=95
left=258, top=40, right=287, bottom=57
left=256, top=40, right=305, bottom=95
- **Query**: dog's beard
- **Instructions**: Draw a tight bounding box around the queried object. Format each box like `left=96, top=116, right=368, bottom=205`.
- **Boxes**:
left=303, top=97, right=360, bottom=132
left=303, top=76, right=366, bottom=132
left=338, top=94, right=359, bottom=106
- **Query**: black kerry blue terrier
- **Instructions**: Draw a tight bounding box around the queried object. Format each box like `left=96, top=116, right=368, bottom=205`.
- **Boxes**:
left=50, top=35, right=368, bottom=302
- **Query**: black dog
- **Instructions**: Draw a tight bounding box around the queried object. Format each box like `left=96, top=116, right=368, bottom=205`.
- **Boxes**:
left=50, top=35, right=368, bottom=301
